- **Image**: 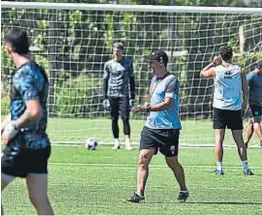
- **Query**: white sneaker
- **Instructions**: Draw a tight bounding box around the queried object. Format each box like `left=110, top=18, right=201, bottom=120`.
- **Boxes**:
left=125, top=144, right=134, bottom=151
left=112, top=139, right=121, bottom=149
left=125, top=137, right=134, bottom=151
left=112, top=144, right=120, bottom=149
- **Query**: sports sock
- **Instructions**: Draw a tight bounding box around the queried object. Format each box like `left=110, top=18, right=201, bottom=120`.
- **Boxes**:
left=216, top=162, right=223, bottom=171
left=242, top=160, right=249, bottom=171
left=125, top=137, right=131, bottom=146
left=114, top=138, right=120, bottom=146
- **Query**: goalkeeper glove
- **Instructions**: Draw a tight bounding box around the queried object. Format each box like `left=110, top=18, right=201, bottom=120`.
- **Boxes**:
left=129, top=99, right=135, bottom=110
left=103, top=99, right=110, bottom=109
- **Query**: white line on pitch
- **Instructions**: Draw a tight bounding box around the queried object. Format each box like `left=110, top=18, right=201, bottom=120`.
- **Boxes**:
left=49, top=162, right=262, bottom=169
left=51, top=143, right=262, bottom=149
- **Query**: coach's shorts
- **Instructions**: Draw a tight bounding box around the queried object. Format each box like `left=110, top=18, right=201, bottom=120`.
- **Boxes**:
left=1, top=135, right=51, bottom=179
left=140, top=126, right=179, bottom=157
left=213, top=108, right=243, bottom=130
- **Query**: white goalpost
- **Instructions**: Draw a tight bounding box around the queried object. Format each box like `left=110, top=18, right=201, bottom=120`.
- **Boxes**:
left=1, top=2, right=262, bottom=146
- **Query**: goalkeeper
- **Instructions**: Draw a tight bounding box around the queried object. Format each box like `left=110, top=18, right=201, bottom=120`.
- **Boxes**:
left=103, top=42, right=135, bottom=150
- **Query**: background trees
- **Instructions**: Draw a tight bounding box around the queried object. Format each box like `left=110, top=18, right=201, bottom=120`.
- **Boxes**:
left=1, top=0, right=261, bottom=118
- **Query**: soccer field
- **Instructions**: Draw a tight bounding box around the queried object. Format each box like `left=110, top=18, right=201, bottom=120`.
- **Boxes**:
left=46, top=118, right=261, bottom=147
left=2, top=145, right=262, bottom=215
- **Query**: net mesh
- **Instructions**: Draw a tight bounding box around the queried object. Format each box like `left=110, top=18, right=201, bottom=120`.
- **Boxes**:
left=1, top=6, right=261, bottom=145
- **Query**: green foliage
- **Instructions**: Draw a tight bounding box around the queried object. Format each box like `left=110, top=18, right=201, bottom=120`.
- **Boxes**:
left=1, top=45, right=15, bottom=78
left=55, top=74, right=101, bottom=117
left=1, top=0, right=261, bottom=119
left=35, top=55, right=50, bottom=72
left=1, top=96, right=10, bottom=115
left=105, top=13, right=115, bottom=51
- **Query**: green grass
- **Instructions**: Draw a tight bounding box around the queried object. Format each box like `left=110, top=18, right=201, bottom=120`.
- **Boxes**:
left=2, top=145, right=262, bottom=215
left=2, top=115, right=260, bottom=146
left=46, top=118, right=261, bottom=147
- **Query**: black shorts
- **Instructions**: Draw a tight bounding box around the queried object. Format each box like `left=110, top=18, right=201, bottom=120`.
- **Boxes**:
left=140, top=126, right=179, bottom=157
left=213, top=108, right=243, bottom=130
left=1, top=135, right=51, bottom=178
left=109, top=96, right=129, bottom=120
left=250, top=105, right=262, bottom=117
left=246, top=105, right=262, bottom=123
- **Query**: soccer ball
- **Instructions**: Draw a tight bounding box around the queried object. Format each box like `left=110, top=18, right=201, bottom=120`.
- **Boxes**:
left=84, top=138, right=98, bottom=150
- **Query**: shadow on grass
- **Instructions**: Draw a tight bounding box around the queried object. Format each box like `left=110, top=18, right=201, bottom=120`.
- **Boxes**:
left=142, top=201, right=262, bottom=205
left=186, top=201, right=262, bottom=205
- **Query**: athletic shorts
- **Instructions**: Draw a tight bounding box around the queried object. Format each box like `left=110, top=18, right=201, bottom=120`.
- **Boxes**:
left=250, top=105, right=262, bottom=117
left=108, top=96, right=129, bottom=119
left=213, top=108, right=243, bottom=130
left=140, top=126, right=179, bottom=157
left=1, top=135, right=51, bottom=179
left=245, top=105, right=262, bottom=123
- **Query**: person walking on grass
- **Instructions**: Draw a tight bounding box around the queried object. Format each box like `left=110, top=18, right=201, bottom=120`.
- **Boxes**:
left=125, top=50, right=189, bottom=203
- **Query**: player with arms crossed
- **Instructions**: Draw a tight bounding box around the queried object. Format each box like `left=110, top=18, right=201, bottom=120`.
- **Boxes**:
left=245, top=60, right=262, bottom=147
left=125, top=50, right=189, bottom=203
left=103, top=42, right=135, bottom=150
left=200, top=45, right=253, bottom=175
left=1, top=28, right=54, bottom=215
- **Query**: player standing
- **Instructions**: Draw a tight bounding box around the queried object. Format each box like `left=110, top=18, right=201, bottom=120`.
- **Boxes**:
left=245, top=60, right=262, bottom=147
left=103, top=42, right=135, bottom=150
left=125, top=50, right=189, bottom=203
left=1, top=28, right=54, bottom=215
left=200, top=45, right=253, bottom=175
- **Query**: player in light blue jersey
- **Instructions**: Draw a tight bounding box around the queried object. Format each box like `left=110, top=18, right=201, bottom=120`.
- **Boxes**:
left=245, top=60, right=262, bottom=147
left=103, top=42, right=135, bottom=150
left=1, top=28, right=54, bottom=215
left=125, top=50, right=189, bottom=203
left=200, top=45, right=253, bottom=175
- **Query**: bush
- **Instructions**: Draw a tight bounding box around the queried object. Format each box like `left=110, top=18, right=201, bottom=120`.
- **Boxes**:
left=1, top=96, right=10, bottom=115
left=55, top=74, right=102, bottom=117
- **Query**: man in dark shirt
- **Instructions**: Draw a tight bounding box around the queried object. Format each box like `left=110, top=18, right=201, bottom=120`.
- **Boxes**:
left=1, top=28, right=54, bottom=215
left=103, top=42, right=135, bottom=150
left=245, top=60, right=262, bottom=147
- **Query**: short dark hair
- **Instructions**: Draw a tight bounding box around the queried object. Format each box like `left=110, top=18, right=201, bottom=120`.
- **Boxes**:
left=5, top=28, right=30, bottom=55
left=255, top=60, right=262, bottom=68
left=145, top=50, right=168, bottom=67
left=113, top=42, right=124, bottom=50
left=219, top=45, right=233, bottom=62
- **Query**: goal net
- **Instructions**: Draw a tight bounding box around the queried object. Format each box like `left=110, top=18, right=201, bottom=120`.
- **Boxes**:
left=1, top=2, right=262, bottom=146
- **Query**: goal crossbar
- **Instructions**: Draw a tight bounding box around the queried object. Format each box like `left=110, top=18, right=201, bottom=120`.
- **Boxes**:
left=1, top=1, right=262, bottom=14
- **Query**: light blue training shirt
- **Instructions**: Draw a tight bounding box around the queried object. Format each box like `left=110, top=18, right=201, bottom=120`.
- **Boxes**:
left=146, top=73, right=182, bottom=130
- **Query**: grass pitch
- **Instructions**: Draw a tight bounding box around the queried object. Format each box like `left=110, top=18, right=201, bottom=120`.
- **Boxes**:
left=2, top=145, right=262, bottom=215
